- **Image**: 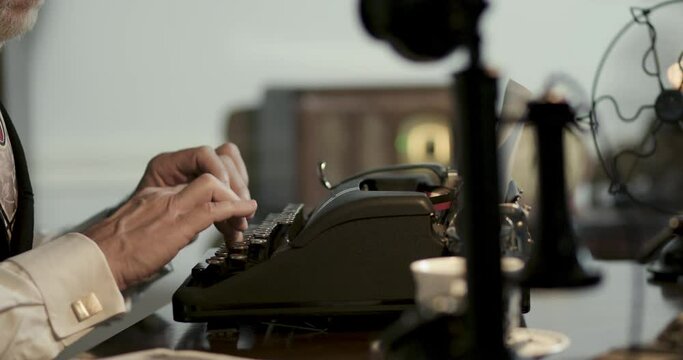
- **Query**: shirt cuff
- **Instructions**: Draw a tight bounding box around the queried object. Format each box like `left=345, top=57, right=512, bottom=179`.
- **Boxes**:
left=8, top=232, right=126, bottom=341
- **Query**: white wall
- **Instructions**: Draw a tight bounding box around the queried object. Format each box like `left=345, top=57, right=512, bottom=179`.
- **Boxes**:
left=1, top=0, right=669, bottom=231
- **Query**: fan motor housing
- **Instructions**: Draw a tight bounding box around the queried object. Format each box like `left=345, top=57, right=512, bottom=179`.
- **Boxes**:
left=655, top=89, right=683, bottom=124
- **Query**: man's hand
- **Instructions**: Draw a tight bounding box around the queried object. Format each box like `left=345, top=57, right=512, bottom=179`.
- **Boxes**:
left=135, top=143, right=253, bottom=242
left=136, top=143, right=249, bottom=198
left=84, top=174, right=258, bottom=290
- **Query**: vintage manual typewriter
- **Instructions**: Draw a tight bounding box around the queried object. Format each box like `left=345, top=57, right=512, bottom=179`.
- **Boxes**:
left=172, top=163, right=531, bottom=326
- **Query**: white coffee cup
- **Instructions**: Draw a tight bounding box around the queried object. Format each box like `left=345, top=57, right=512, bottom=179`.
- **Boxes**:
left=410, top=256, right=524, bottom=316
left=410, top=256, right=468, bottom=314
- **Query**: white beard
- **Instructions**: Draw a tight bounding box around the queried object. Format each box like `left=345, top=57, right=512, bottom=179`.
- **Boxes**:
left=0, top=0, right=43, bottom=45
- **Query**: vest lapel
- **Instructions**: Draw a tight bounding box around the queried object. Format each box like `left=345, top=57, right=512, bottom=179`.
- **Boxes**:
left=0, top=197, right=7, bottom=260
left=0, top=103, right=34, bottom=261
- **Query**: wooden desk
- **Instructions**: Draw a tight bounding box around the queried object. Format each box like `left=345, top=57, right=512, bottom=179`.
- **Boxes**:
left=89, top=261, right=683, bottom=359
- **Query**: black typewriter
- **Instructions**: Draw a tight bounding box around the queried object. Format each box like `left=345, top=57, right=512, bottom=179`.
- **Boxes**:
left=172, top=164, right=464, bottom=324
left=172, top=163, right=530, bottom=326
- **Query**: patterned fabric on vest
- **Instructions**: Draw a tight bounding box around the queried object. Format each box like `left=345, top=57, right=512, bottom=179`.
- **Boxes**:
left=0, top=111, right=18, bottom=242
left=0, top=103, right=34, bottom=261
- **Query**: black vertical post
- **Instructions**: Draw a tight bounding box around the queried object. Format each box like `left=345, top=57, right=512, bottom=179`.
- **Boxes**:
left=452, top=0, right=510, bottom=357
left=357, top=0, right=511, bottom=356
left=453, top=69, right=510, bottom=359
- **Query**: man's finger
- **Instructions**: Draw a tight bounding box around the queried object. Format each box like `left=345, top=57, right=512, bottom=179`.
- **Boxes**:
left=216, top=216, right=249, bottom=232
left=219, top=228, right=243, bottom=245
left=183, top=200, right=258, bottom=235
left=215, top=221, right=247, bottom=240
left=220, top=155, right=251, bottom=200
left=173, top=146, right=230, bottom=185
left=216, top=143, right=248, bottom=185
left=175, top=173, right=240, bottom=209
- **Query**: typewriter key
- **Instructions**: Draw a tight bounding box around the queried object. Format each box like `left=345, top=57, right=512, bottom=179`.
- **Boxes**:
left=206, top=257, right=222, bottom=266
left=229, top=242, right=249, bottom=256
left=248, top=238, right=268, bottom=263
left=228, top=253, right=247, bottom=271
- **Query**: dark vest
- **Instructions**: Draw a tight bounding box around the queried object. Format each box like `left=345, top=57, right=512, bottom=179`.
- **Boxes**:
left=0, top=103, right=34, bottom=261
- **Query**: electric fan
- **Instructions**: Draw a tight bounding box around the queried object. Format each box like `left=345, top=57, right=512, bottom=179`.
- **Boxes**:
left=589, top=0, right=683, bottom=214
left=588, top=0, right=683, bottom=280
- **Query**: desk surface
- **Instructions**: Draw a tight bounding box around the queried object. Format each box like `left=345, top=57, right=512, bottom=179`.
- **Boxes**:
left=86, top=261, right=683, bottom=359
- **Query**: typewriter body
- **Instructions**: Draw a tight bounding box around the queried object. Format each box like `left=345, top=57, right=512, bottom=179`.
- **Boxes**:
left=172, top=164, right=465, bottom=324
left=172, top=163, right=531, bottom=325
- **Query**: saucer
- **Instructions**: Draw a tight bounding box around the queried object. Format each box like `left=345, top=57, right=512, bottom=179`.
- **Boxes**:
left=507, top=327, right=570, bottom=358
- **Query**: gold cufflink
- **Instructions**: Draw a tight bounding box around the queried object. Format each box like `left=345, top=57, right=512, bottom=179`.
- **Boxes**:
left=71, top=293, right=103, bottom=322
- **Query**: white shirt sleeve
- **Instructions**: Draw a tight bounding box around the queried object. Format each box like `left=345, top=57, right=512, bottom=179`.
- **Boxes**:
left=0, top=232, right=126, bottom=360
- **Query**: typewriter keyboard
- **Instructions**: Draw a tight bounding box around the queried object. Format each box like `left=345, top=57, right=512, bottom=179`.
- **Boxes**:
left=190, top=203, right=305, bottom=285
